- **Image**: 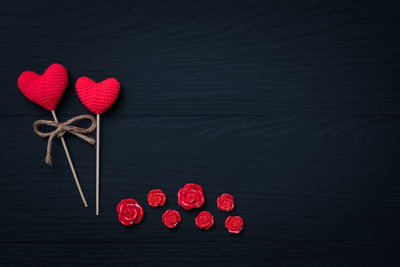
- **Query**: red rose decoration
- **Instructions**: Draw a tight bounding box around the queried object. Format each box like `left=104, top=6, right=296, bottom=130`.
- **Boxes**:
left=147, top=189, right=166, bottom=207
left=162, top=209, right=181, bottom=228
left=195, top=211, right=214, bottom=229
left=225, top=216, right=244, bottom=234
left=217, top=193, right=235, bottom=212
left=116, top=198, right=144, bottom=226
left=177, top=183, right=205, bottom=210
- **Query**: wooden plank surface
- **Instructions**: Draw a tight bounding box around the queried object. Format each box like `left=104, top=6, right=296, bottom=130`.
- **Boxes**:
left=1, top=0, right=400, bottom=266
left=1, top=1, right=400, bottom=116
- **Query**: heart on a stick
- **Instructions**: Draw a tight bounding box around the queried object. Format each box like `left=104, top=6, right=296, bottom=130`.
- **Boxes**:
left=76, top=75, right=120, bottom=215
left=76, top=77, right=120, bottom=114
left=17, top=63, right=68, bottom=111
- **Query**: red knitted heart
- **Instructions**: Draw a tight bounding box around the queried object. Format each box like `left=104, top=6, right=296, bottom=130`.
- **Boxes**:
left=75, top=77, right=120, bottom=114
left=17, top=63, right=68, bottom=111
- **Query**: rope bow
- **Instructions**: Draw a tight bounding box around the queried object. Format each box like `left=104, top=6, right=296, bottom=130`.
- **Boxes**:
left=33, top=114, right=97, bottom=165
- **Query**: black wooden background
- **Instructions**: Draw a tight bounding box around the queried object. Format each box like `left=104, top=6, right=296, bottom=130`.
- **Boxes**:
left=1, top=0, right=400, bottom=266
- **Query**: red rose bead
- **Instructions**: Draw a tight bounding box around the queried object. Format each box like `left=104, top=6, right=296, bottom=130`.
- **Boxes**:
left=195, top=211, right=214, bottom=230
left=177, top=183, right=205, bottom=210
left=225, top=216, right=244, bottom=234
left=116, top=198, right=144, bottom=226
left=217, top=193, right=234, bottom=212
left=162, top=209, right=181, bottom=228
left=147, top=189, right=166, bottom=207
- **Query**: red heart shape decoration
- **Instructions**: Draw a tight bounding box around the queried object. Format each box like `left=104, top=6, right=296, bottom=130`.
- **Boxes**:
left=17, top=63, right=68, bottom=111
left=75, top=77, right=120, bottom=114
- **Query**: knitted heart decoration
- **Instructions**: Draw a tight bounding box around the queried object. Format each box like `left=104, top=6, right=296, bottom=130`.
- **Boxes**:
left=17, top=63, right=68, bottom=111
left=76, top=77, right=120, bottom=114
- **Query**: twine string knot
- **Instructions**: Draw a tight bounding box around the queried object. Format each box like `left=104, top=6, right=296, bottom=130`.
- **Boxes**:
left=33, top=114, right=97, bottom=165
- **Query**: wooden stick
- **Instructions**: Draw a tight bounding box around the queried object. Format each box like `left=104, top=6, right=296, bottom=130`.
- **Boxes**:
left=96, top=114, right=100, bottom=215
left=51, top=110, right=88, bottom=207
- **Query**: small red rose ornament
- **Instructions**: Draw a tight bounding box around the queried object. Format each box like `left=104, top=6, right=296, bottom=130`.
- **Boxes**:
left=225, top=216, right=244, bottom=234
left=162, top=209, right=181, bottom=228
left=195, top=211, right=214, bottom=229
left=177, top=183, right=205, bottom=210
left=217, top=193, right=235, bottom=212
left=147, top=189, right=166, bottom=207
left=116, top=198, right=144, bottom=226
left=17, top=63, right=68, bottom=111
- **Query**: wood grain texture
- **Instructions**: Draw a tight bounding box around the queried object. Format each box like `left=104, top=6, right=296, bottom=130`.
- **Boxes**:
left=2, top=0, right=400, bottom=116
left=1, top=116, right=400, bottom=265
left=1, top=0, right=400, bottom=266
left=0, top=241, right=399, bottom=266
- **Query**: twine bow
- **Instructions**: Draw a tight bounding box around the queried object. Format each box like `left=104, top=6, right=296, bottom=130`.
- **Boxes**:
left=33, top=114, right=97, bottom=165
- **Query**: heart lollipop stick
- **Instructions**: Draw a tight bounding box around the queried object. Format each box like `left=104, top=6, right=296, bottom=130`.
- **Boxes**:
left=76, top=76, right=120, bottom=215
left=18, top=63, right=88, bottom=207
left=50, top=110, right=88, bottom=207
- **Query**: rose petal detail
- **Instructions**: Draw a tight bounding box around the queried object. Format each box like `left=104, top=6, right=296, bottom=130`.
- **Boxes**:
left=177, top=183, right=205, bottom=210
left=195, top=211, right=214, bottom=230
left=225, top=216, right=244, bottom=234
left=217, top=193, right=234, bottom=212
left=116, top=198, right=144, bottom=226
left=162, top=209, right=181, bottom=228
left=147, top=189, right=167, bottom=207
